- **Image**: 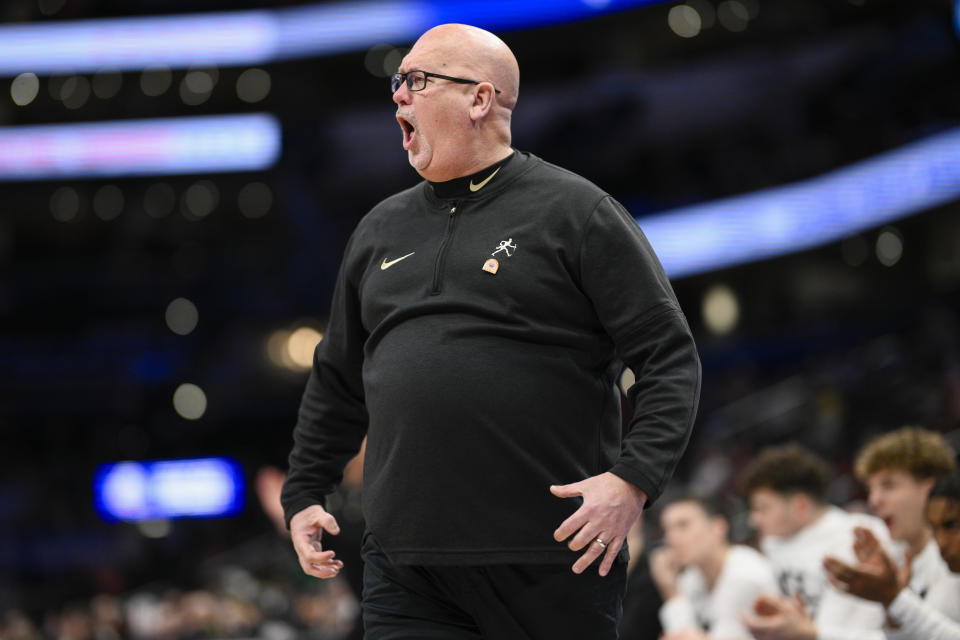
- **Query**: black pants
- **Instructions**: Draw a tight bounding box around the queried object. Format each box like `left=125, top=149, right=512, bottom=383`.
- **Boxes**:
left=361, top=533, right=627, bottom=640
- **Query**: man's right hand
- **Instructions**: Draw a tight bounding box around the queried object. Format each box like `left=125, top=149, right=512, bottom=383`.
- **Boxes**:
left=290, top=504, right=344, bottom=579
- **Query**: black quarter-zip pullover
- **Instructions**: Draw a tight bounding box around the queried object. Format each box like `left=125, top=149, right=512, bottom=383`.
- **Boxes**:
left=281, top=151, right=701, bottom=565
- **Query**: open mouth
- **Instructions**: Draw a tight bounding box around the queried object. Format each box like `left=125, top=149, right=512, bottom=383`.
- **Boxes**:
left=397, top=114, right=415, bottom=149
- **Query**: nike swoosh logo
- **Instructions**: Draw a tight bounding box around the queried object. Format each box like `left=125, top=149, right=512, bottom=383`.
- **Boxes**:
left=380, top=252, right=416, bottom=270
left=469, top=167, right=501, bottom=192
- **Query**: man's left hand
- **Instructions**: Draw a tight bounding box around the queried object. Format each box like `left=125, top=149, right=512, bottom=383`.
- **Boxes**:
left=550, top=472, right=646, bottom=577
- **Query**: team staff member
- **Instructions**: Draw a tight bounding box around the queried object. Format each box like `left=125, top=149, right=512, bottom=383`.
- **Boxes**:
left=280, top=23, right=701, bottom=639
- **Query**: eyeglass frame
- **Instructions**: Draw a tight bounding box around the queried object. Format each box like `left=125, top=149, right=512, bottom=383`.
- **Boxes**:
left=391, top=69, right=502, bottom=95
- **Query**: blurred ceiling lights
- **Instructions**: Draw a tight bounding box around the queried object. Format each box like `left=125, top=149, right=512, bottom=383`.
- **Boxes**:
left=0, top=113, right=280, bottom=181
left=636, top=124, right=960, bottom=278
left=0, top=0, right=666, bottom=76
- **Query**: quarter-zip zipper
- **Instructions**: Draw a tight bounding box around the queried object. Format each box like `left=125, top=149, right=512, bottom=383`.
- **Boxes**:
left=431, top=202, right=459, bottom=295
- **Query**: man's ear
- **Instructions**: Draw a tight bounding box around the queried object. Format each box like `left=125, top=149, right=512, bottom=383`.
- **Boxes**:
left=713, top=515, right=730, bottom=541
left=469, top=83, right=496, bottom=121
left=791, top=492, right=811, bottom=521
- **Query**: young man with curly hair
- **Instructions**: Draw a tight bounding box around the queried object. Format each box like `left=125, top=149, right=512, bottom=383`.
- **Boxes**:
left=853, top=426, right=958, bottom=621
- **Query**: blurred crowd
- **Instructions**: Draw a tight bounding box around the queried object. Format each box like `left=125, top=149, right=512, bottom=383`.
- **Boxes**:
left=0, top=465, right=367, bottom=640
left=0, top=568, right=358, bottom=640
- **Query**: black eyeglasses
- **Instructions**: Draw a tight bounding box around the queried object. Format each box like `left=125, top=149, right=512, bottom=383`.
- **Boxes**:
left=391, top=69, right=501, bottom=94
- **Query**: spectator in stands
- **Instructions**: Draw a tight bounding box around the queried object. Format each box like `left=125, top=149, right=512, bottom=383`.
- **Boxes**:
left=89, top=595, right=124, bottom=640
left=0, top=609, right=41, bottom=640
left=650, top=495, right=777, bottom=639
left=740, top=443, right=892, bottom=640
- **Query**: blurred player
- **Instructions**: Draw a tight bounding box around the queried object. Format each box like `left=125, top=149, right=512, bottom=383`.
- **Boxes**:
left=741, top=443, right=891, bottom=640
left=824, top=472, right=960, bottom=640
left=853, top=426, right=958, bottom=620
left=650, top=495, right=777, bottom=639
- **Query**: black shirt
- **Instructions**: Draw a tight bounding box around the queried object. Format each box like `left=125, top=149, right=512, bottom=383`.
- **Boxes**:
left=281, top=151, right=701, bottom=565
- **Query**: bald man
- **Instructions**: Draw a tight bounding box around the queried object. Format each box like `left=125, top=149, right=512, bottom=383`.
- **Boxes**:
left=280, top=24, right=701, bottom=639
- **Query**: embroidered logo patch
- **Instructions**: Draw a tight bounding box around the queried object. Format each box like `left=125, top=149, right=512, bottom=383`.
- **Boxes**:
left=482, top=258, right=499, bottom=274
left=491, top=238, right=516, bottom=257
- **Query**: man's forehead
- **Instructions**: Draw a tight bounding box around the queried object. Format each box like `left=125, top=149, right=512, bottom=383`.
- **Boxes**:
left=398, top=53, right=429, bottom=73
left=750, top=487, right=785, bottom=503
left=399, top=38, right=461, bottom=72
left=396, top=50, right=416, bottom=73
left=867, top=468, right=911, bottom=483
left=663, top=501, right=704, bottom=521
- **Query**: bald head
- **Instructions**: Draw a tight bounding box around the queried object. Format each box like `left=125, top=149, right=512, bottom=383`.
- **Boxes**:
left=393, top=24, right=518, bottom=181
left=410, top=24, right=520, bottom=111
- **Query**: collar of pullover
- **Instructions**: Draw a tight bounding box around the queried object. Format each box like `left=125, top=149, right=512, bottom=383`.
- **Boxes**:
left=427, top=151, right=517, bottom=201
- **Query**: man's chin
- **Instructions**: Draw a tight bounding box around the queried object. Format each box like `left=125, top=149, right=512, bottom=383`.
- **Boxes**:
left=408, top=151, right=435, bottom=178
left=407, top=149, right=424, bottom=167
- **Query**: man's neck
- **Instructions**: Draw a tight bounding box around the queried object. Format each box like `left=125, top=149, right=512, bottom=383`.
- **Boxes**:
left=428, top=149, right=516, bottom=200
left=796, top=503, right=829, bottom=533
left=465, top=144, right=513, bottom=176
left=904, top=526, right=933, bottom=559
left=423, top=143, right=514, bottom=182
left=699, top=545, right=729, bottom=591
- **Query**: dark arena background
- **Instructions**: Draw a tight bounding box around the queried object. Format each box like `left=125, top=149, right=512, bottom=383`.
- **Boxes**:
left=2, top=0, right=960, bottom=636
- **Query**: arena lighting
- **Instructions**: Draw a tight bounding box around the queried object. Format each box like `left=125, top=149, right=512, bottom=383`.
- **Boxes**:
left=0, top=0, right=662, bottom=76
left=0, top=113, right=280, bottom=181
left=636, top=125, right=960, bottom=279
left=93, top=457, right=245, bottom=522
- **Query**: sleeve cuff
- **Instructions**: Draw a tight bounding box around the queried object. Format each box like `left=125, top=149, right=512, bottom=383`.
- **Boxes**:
left=281, top=494, right=327, bottom=529
left=886, top=588, right=915, bottom=621
left=609, top=463, right=658, bottom=508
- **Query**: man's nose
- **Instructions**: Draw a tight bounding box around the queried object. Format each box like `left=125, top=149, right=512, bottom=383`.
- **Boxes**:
left=393, top=82, right=410, bottom=105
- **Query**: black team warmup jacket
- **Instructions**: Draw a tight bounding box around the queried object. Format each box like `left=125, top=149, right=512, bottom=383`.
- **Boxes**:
left=281, top=151, right=701, bottom=566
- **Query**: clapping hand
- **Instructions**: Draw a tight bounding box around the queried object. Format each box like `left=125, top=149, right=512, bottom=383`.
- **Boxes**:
left=742, top=593, right=817, bottom=640
left=822, top=526, right=909, bottom=607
